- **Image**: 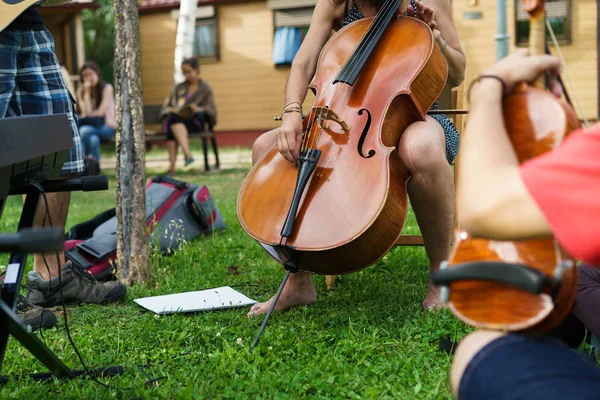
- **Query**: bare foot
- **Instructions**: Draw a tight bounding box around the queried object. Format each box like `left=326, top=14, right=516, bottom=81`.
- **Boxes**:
left=422, top=284, right=447, bottom=311
left=248, top=272, right=317, bottom=317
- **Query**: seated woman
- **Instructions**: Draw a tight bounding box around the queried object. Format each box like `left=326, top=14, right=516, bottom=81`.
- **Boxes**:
left=160, top=57, right=217, bottom=175
left=450, top=50, right=600, bottom=399
left=76, top=61, right=116, bottom=162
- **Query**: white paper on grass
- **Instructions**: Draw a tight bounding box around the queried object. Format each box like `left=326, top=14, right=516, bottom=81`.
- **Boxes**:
left=134, top=286, right=256, bottom=315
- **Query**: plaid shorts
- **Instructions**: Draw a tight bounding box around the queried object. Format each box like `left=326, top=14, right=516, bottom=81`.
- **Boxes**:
left=0, top=28, right=84, bottom=175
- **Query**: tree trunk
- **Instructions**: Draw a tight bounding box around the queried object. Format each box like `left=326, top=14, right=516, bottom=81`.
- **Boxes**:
left=173, top=0, right=198, bottom=83
left=113, top=0, right=150, bottom=285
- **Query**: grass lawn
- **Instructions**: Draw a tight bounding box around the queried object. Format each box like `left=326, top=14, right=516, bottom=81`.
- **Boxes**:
left=0, top=163, right=470, bottom=399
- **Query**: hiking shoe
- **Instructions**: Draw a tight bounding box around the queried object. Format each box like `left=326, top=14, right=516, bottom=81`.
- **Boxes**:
left=16, top=294, right=57, bottom=331
left=27, top=261, right=127, bottom=307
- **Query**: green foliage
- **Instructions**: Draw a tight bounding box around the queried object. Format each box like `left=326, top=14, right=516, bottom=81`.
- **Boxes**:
left=81, top=0, right=115, bottom=83
left=0, top=166, right=469, bottom=398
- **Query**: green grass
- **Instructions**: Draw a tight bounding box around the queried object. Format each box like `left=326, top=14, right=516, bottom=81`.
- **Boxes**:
left=0, top=165, right=469, bottom=399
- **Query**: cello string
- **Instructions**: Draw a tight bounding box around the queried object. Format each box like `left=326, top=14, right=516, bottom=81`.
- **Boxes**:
left=305, top=0, right=401, bottom=151
left=340, top=0, right=403, bottom=82
left=545, top=19, right=590, bottom=129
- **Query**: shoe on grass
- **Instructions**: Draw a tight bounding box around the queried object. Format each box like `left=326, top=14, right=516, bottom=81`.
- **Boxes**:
left=184, top=157, right=195, bottom=167
left=27, top=261, right=127, bottom=307
left=16, top=294, right=57, bottom=331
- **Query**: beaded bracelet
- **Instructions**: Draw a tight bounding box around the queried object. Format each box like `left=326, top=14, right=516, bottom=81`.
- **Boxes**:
left=280, top=107, right=303, bottom=119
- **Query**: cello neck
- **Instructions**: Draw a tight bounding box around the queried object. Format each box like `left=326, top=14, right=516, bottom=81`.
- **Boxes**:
left=524, top=0, right=546, bottom=88
left=333, top=0, right=404, bottom=86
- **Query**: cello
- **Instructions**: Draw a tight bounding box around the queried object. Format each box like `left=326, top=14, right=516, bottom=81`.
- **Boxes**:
left=433, top=0, right=582, bottom=334
left=237, top=0, right=447, bottom=347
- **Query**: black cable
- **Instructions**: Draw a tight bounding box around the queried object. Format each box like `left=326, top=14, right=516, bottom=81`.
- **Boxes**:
left=27, top=180, right=162, bottom=391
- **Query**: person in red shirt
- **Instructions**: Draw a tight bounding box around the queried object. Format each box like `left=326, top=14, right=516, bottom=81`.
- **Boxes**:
left=449, top=49, right=600, bottom=399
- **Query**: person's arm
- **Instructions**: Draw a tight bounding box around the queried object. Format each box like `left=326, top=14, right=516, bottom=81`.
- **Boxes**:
left=190, top=84, right=217, bottom=126
left=456, top=50, right=562, bottom=240
left=159, top=86, right=177, bottom=119
left=276, top=0, right=341, bottom=163
left=88, top=84, right=114, bottom=118
left=417, top=0, right=466, bottom=87
left=77, top=85, right=94, bottom=117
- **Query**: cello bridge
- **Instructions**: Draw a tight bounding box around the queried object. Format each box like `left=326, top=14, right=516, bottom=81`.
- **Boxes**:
left=313, top=106, right=351, bottom=133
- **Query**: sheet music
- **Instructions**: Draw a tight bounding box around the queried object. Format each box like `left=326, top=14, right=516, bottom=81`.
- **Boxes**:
left=134, top=286, right=256, bottom=315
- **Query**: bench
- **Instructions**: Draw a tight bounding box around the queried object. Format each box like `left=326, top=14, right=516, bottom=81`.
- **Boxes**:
left=142, top=104, right=220, bottom=172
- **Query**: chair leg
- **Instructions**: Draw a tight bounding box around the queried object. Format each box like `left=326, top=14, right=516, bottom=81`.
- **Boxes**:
left=211, top=136, right=220, bottom=169
left=325, top=275, right=336, bottom=290
left=202, top=137, right=209, bottom=171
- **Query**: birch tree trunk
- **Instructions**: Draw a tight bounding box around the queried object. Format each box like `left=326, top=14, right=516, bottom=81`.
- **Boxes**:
left=173, top=0, right=198, bottom=83
left=113, top=0, right=150, bottom=285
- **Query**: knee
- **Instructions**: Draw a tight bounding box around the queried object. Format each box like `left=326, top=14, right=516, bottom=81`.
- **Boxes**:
left=450, top=330, right=506, bottom=397
left=79, top=125, right=93, bottom=139
left=397, top=123, right=446, bottom=175
left=252, top=130, right=277, bottom=164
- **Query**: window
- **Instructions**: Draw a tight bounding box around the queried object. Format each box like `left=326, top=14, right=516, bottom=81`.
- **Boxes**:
left=171, top=6, right=219, bottom=63
left=515, top=0, right=572, bottom=46
left=193, top=17, right=219, bottom=62
left=272, top=7, right=314, bottom=66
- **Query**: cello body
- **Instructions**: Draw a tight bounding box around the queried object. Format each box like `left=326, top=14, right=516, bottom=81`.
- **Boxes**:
left=436, top=0, right=581, bottom=334
left=237, top=16, right=448, bottom=275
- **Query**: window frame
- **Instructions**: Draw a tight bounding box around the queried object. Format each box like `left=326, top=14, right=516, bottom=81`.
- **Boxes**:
left=193, top=11, right=220, bottom=64
left=271, top=6, right=314, bottom=68
left=514, top=0, right=573, bottom=47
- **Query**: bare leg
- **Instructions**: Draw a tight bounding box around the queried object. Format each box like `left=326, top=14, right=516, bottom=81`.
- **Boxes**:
left=167, top=140, right=177, bottom=174
left=450, top=330, right=506, bottom=397
left=170, top=122, right=192, bottom=160
left=247, top=129, right=317, bottom=317
left=398, top=117, right=454, bottom=310
left=31, top=190, right=71, bottom=280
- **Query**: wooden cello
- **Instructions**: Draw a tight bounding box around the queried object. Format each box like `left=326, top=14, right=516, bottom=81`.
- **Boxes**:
left=433, top=0, right=580, bottom=333
left=238, top=0, right=447, bottom=277
left=238, top=0, right=449, bottom=349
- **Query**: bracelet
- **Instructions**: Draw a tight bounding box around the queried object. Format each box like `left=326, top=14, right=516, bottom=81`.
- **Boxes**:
left=280, top=107, right=302, bottom=119
left=467, top=75, right=509, bottom=102
left=283, top=101, right=302, bottom=110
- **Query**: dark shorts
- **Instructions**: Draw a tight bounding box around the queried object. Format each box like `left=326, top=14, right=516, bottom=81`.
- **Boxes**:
left=164, top=113, right=205, bottom=141
left=429, top=101, right=460, bottom=164
left=574, top=264, right=600, bottom=338
left=459, top=334, right=600, bottom=400
left=0, top=28, right=84, bottom=174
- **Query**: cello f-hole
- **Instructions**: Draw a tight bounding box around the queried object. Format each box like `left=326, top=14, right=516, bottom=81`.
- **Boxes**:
left=357, top=108, right=376, bottom=159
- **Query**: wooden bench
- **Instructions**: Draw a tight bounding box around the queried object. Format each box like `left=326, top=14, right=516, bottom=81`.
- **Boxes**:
left=142, top=104, right=220, bottom=172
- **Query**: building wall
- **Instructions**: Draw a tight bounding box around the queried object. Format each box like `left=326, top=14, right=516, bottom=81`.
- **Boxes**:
left=453, top=0, right=598, bottom=120
left=139, top=0, right=598, bottom=136
left=139, top=2, right=316, bottom=133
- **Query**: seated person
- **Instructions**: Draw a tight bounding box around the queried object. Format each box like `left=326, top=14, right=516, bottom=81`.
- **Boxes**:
left=76, top=61, right=116, bottom=163
left=449, top=49, right=600, bottom=399
left=574, top=264, right=600, bottom=339
left=160, top=57, right=217, bottom=175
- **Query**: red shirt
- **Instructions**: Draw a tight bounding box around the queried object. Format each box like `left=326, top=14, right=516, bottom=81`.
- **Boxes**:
left=520, top=125, right=600, bottom=266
